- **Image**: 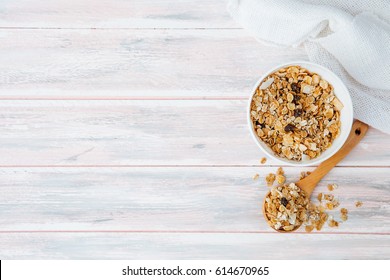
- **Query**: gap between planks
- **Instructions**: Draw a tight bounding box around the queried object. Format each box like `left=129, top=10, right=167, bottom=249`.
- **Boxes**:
left=0, top=230, right=389, bottom=235
left=0, top=97, right=247, bottom=101
left=0, top=27, right=243, bottom=30
left=0, top=165, right=389, bottom=168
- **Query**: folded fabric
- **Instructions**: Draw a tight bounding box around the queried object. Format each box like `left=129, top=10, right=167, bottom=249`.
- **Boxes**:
left=228, top=0, right=390, bottom=133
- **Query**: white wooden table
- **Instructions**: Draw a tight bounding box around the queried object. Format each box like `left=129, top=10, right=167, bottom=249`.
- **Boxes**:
left=0, top=0, right=389, bottom=259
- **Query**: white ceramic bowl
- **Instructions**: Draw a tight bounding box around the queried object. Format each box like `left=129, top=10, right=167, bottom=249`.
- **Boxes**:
left=248, top=61, right=353, bottom=166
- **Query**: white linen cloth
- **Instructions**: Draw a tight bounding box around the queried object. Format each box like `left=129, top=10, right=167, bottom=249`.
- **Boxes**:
left=228, top=0, right=390, bottom=134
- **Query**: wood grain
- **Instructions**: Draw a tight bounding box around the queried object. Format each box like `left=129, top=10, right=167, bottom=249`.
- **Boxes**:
left=0, top=100, right=388, bottom=166
left=1, top=0, right=389, bottom=260
left=0, top=29, right=307, bottom=99
left=1, top=232, right=388, bottom=259
left=0, top=167, right=389, bottom=233
left=0, top=0, right=236, bottom=28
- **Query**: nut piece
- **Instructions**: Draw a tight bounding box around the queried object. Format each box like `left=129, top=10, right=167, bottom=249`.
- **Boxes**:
left=332, top=97, right=344, bottom=111
left=276, top=167, right=284, bottom=175
left=265, top=173, right=276, bottom=186
left=355, top=201, right=363, bottom=208
left=305, top=225, right=314, bottom=233
left=276, top=174, right=286, bottom=185
left=324, top=194, right=334, bottom=201
left=319, top=80, right=328, bottom=89
left=253, top=173, right=259, bottom=180
left=259, top=77, right=274, bottom=90
left=260, top=157, right=267, bottom=164
left=326, top=202, right=334, bottom=210
left=250, top=65, right=342, bottom=162
left=306, top=203, right=329, bottom=231
left=327, top=184, right=338, bottom=191
left=340, top=208, right=348, bottom=221
left=300, top=171, right=311, bottom=179
left=312, top=75, right=320, bottom=85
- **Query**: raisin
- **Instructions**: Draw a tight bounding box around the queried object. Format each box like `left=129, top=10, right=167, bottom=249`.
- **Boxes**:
left=291, top=83, right=300, bottom=93
left=281, top=197, right=288, bottom=207
left=293, top=94, right=301, bottom=102
left=284, top=124, right=296, bottom=132
left=255, top=121, right=265, bottom=128
left=294, top=109, right=303, bottom=117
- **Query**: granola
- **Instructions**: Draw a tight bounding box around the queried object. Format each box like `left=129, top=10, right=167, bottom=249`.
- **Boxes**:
left=355, top=201, right=363, bottom=207
left=250, top=65, right=342, bottom=161
left=300, top=171, right=311, bottom=179
left=264, top=167, right=285, bottom=187
left=340, top=208, right=348, bottom=221
left=265, top=173, right=276, bottom=186
left=328, top=219, right=339, bottom=227
left=305, top=202, right=329, bottom=231
left=327, top=183, right=338, bottom=191
left=276, top=167, right=284, bottom=175
left=264, top=183, right=309, bottom=231
left=261, top=167, right=351, bottom=232
left=276, top=174, right=286, bottom=185
left=265, top=184, right=347, bottom=232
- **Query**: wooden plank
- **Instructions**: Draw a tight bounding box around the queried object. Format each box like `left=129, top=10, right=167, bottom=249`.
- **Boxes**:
left=0, top=0, right=236, bottom=28
left=0, top=167, right=389, bottom=232
left=0, top=29, right=307, bottom=98
left=0, top=232, right=388, bottom=259
left=0, top=100, right=388, bottom=166
left=2, top=0, right=389, bottom=30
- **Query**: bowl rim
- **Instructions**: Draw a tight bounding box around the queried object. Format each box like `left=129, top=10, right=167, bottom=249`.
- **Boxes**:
left=247, top=60, right=354, bottom=166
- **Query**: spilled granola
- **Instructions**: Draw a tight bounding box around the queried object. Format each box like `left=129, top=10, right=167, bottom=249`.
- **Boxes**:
left=262, top=167, right=349, bottom=232
left=265, top=173, right=276, bottom=187
left=340, top=208, right=348, bottom=221
left=355, top=201, right=363, bottom=207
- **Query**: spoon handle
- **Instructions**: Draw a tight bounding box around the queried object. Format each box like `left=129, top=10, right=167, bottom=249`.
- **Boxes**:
left=297, top=120, right=369, bottom=195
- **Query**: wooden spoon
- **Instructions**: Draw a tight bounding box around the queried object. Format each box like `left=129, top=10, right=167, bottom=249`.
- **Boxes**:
left=263, top=120, right=369, bottom=233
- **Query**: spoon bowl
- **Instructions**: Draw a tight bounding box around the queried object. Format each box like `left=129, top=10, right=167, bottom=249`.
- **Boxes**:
left=262, top=120, right=369, bottom=232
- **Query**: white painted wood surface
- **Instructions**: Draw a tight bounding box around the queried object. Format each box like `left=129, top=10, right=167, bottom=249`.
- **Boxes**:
left=0, top=29, right=307, bottom=98
left=0, top=167, right=389, bottom=232
left=0, top=100, right=388, bottom=166
left=2, top=233, right=389, bottom=259
left=0, top=0, right=389, bottom=259
left=0, top=0, right=237, bottom=28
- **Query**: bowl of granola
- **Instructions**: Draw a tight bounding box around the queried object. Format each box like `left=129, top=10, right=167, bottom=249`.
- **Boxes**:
left=248, top=61, right=353, bottom=166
